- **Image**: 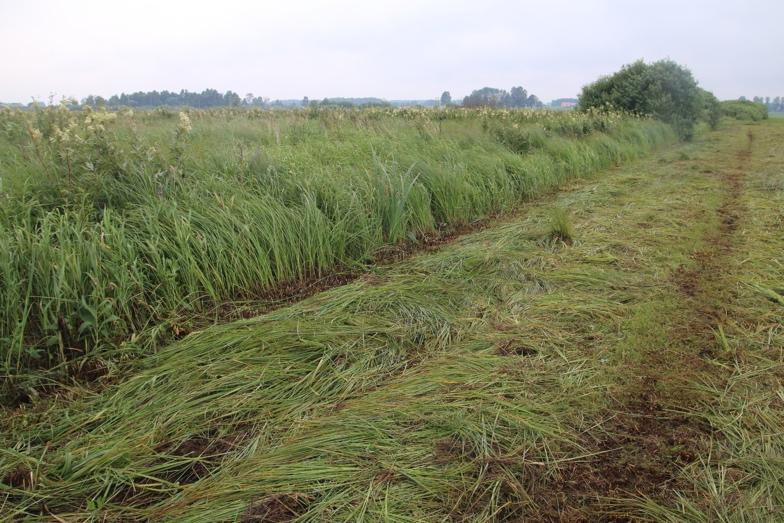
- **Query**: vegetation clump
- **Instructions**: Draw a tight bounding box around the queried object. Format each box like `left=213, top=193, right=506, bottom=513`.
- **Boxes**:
left=579, top=59, right=706, bottom=140
left=720, top=100, right=769, bottom=121
left=546, top=207, right=575, bottom=245
left=462, top=86, right=542, bottom=108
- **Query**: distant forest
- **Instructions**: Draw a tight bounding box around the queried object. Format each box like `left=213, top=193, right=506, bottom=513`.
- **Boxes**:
left=76, top=86, right=546, bottom=109
left=77, top=90, right=431, bottom=109
left=84, top=89, right=264, bottom=108
left=4, top=86, right=547, bottom=109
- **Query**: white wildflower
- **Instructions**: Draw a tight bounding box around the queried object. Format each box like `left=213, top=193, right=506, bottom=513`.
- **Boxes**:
left=177, top=112, right=192, bottom=135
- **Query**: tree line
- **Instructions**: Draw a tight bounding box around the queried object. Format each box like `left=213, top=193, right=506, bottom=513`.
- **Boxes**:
left=440, top=86, right=543, bottom=108
left=82, top=89, right=263, bottom=108
left=77, top=86, right=544, bottom=109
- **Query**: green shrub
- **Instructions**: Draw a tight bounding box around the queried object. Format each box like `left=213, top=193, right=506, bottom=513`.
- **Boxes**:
left=578, top=59, right=706, bottom=140
left=720, top=100, right=769, bottom=121
left=700, top=89, right=721, bottom=130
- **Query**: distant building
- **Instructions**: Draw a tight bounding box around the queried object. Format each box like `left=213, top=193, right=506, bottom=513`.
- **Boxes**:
left=549, top=98, right=579, bottom=109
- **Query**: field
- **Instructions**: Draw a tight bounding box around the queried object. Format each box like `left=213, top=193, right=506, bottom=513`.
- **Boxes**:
left=1, top=108, right=783, bottom=521
left=0, top=107, right=672, bottom=390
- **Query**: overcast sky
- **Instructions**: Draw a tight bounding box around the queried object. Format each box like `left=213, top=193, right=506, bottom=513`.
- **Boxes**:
left=1, top=0, right=782, bottom=103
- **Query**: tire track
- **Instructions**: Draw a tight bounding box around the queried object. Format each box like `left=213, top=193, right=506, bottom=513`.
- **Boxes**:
left=541, top=129, right=753, bottom=522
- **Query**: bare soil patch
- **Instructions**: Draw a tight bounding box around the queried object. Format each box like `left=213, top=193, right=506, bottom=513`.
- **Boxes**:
left=242, top=493, right=311, bottom=522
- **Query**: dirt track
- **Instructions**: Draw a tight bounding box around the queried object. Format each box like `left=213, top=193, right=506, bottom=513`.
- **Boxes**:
left=543, top=130, right=756, bottom=521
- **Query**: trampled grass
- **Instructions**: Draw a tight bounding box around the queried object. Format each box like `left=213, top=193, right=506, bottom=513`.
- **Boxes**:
left=4, top=117, right=781, bottom=521
left=0, top=106, right=673, bottom=393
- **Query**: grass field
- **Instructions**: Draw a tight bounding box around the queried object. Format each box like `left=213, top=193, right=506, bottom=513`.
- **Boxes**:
left=0, top=107, right=673, bottom=396
left=2, top=111, right=783, bottom=521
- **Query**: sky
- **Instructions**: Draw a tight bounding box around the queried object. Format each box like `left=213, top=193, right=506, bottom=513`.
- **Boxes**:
left=1, top=0, right=782, bottom=103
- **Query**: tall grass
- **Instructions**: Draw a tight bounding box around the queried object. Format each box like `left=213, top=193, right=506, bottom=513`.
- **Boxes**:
left=0, top=106, right=674, bottom=385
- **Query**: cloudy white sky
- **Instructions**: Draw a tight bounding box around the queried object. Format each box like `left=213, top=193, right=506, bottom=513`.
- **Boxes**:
left=1, top=0, right=782, bottom=103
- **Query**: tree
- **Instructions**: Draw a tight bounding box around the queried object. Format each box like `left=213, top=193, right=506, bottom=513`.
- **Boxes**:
left=461, top=86, right=542, bottom=108
left=223, top=90, right=241, bottom=107
left=509, top=86, right=528, bottom=107
left=302, top=96, right=309, bottom=107
left=440, top=91, right=452, bottom=106
left=578, top=59, right=705, bottom=140
left=463, top=87, right=509, bottom=107
left=526, top=94, right=543, bottom=108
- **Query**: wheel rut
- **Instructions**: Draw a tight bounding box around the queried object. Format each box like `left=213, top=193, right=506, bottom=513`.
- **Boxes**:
left=539, top=131, right=753, bottom=522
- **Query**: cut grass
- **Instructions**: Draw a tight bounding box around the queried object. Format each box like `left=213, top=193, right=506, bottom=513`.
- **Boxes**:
left=628, top=120, right=784, bottom=522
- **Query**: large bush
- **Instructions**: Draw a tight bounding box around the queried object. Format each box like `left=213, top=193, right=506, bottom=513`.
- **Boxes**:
left=579, top=60, right=705, bottom=139
left=720, top=100, right=769, bottom=121
left=700, top=89, right=721, bottom=130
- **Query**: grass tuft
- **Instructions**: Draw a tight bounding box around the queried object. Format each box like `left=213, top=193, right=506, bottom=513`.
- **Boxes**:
left=547, top=207, right=575, bottom=245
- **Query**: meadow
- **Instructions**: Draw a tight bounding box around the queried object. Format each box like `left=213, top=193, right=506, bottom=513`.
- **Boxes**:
left=1, top=108, right=782, bottom=521
left=0, top=106, right=673, bottom=397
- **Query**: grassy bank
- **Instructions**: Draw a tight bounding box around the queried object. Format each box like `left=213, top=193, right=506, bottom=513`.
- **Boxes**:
left=0, top=107, right=673, bottom=387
